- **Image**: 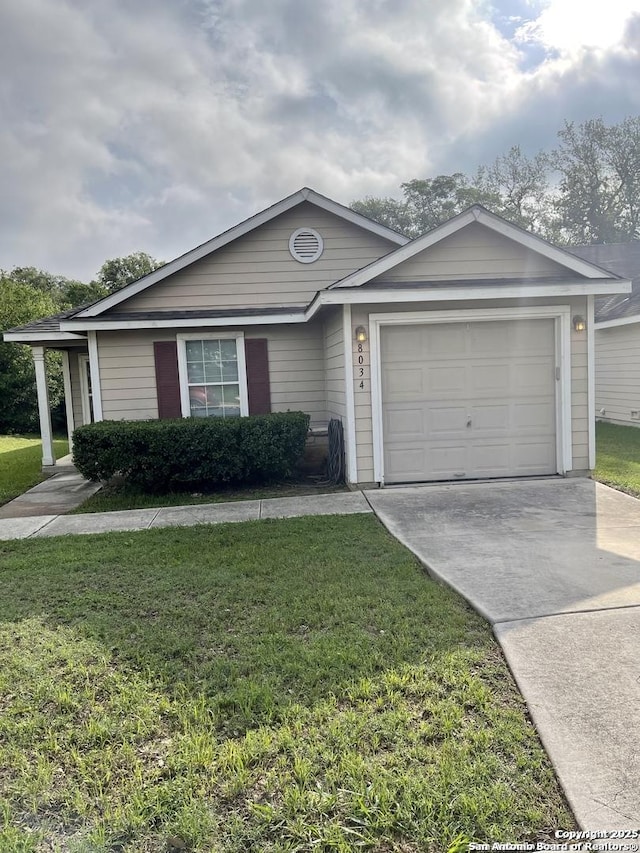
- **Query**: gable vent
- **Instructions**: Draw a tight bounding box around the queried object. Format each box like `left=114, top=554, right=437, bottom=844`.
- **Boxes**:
left=289, top=228, right=324, bottom=264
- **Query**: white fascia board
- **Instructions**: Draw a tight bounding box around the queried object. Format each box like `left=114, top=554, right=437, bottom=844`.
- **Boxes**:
left=595, top=313, right=640, bottom=330
left=60, top=311, right=310, bottom=332
left=319, top=279, right=631, bottom=305
left=74, top=188, right=407, bottom=319
left=2, top=330, right=87, bottom=343
left=329, top=205, right=624, bottom=290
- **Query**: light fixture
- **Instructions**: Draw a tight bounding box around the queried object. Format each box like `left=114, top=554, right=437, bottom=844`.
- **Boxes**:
left=355, top=325, right=368, bottom=343
left=573, top=315, right=586, bottom=332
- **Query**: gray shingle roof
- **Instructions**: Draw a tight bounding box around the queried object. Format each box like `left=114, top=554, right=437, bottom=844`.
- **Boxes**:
left=5, top=305, right=306, bottom=336
left=4, top=306, right=83, bottom=335
left=569, top=243, right=640, bottom=322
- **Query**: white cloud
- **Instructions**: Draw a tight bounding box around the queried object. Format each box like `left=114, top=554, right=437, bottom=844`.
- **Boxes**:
left=0, top=0, right=638, bottom=280
left=516, top=0, right=640, bottom=55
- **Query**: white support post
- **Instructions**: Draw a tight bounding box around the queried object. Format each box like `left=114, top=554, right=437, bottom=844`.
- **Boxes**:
left=587, top=295, right=596, bottom=470
left=343, top=304, right=358, bottom=485
left=61, top=350, right=75, bottom=452
left=87, top=331, right=103, bottom=421
left=32, top=346, right=55, bottom=467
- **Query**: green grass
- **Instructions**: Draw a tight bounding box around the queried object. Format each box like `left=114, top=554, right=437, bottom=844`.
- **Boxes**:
left=0, top=515, right=574, bottom=851
left=594, top=421, right=640, bottom=497
left=0, top=435, right=69, bottom=506
left=72, top=477, right=347, bottom=514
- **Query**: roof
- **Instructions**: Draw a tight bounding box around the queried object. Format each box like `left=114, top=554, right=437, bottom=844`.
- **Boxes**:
left=569, top=242, right=640, bottom=322
left=71, top=187, right=410, bottom=319
left=328, top=205, right=622, bottom=290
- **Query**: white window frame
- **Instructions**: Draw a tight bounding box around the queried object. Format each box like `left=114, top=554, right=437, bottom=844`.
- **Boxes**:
left=368, top=306, right=573, bottom=485
left=176, top=332, right=248, bottom=418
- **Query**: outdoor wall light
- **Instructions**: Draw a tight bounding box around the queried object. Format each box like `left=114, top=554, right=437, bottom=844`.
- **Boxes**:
left=573, top=315, right=586, bottom=332
left=355, top=325, right=368, bottom=343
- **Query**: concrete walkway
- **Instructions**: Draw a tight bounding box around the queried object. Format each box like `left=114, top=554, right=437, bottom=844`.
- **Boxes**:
left=0, top=470, right=101, bottom=519
left=366, top=478, right=640, bottom=831
left=0, top=490, right=372, bottom=540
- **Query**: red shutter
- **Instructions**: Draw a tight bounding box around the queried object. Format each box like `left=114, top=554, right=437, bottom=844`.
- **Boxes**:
left=245, top=338, right=271, bottom=415
left=153, top=341, right=182, bottom=419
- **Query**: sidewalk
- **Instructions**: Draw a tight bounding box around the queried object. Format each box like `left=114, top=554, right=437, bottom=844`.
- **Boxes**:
left=0, top=490, right=372, bottom=540
left=0, top=470, right=101, bottom=519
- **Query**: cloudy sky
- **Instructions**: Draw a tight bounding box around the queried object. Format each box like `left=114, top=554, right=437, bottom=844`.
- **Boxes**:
left=1, top=0, right=640, bottom=281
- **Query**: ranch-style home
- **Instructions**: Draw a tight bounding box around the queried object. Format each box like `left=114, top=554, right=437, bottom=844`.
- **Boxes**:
left=3, top=188, right=631, bottom=486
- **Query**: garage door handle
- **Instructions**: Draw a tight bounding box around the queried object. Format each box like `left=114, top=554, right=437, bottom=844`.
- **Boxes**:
left=466, top=416, right=472, bottom=427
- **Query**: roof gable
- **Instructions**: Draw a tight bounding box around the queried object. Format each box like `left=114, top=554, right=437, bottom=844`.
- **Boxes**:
left=75, top=188, right=409, bottom=318
left=329, top=205, right=621, bottom=289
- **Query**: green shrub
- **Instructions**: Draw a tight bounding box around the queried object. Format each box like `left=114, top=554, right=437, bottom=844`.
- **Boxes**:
left=72, top=412, right=310, bottom=491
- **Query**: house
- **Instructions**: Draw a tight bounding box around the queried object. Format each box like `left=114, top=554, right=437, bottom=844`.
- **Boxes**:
left=570, top=243, right=640, bottom=428
left=3, top=188, right=631, bottom=486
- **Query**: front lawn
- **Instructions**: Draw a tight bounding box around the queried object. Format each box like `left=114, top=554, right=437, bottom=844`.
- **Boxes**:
left=0, top=435, right=69, bottom=506
left=594, top=421, right=640, bottom=497
left=0, top=515, right=574, bottom=851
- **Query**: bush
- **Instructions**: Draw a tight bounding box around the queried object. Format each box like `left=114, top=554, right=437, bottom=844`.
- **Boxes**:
left=72, top=412, right=310, bottom=491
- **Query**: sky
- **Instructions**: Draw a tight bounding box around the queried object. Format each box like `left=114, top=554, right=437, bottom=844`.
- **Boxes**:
left=1, top=0, right=640, bottom=282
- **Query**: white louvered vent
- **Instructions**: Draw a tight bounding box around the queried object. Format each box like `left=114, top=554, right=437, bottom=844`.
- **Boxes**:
left=289, top=228, right=324, bottom=264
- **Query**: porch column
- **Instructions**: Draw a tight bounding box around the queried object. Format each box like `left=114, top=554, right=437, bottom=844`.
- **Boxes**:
left=32, top=346, right=55, bottom=467
left=61, top=350, right=75, bottom=452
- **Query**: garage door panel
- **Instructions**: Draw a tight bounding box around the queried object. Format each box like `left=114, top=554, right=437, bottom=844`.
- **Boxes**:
left=425, top=324, right=466, bottom=354
left=429, top=406, right=467, bottom=435
left=468, top=321, right=511, bottom=351
left=470, top=363, right=510, bottom=393
left=386, top=446, right=426, bottom=480
left=511, top=401, right=555, bottom=430
left=429, top=365, right=466, bottom=393
left=381, top=320, right=557, bottom=483
left=429, top=445, right=468, bottom=477
left=471, top=404, right=510, bottom=431
left=386, top=408, right=424, bottom=438
left=383, top=367, right=423, bottom=397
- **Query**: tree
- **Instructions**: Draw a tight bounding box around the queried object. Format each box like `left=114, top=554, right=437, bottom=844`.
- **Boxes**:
left=350, top=117, right=640, bottom=245
left=4, top=266, right=106, bottom=309
left=400, top=174, right=497, bottom=235
left=350, top=196, right=416, bottom=238
left=474, top=146, right=552, bottom=234
left=553, top=117, right=640, bottom=244
left=0, top=277, right=64, bottom=433
left=351, top=174, right=499, bottom=239
left=96, top=252, right=163, bottom=294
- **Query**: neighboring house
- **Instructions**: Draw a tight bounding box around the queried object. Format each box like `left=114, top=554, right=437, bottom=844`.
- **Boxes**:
left=571, top=243, right=640, bottom=428
left=3, top=188, right=631, bottom=486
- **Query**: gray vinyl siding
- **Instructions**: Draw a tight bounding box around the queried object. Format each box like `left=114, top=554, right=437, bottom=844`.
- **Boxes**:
left=115, top=203, right=396, bottom=313
left=351, top=295, right=590, bottom=483
left=595, top=323, right=640, bottom=426
left=374, top=223, right=570, bottom=282
left=96, top=323, right=327, bottom=426
left=324, top=307, right=345, bottom=421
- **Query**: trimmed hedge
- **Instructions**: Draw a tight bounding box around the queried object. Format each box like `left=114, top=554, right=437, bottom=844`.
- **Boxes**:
left=72, top=412, right=310, bottom=491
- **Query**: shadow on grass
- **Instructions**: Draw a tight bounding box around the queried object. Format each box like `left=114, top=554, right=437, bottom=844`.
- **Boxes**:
left=0, top=515, right=490, bottom=736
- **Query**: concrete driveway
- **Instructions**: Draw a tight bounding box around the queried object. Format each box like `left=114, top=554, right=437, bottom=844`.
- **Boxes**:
left=366, top=478, right=640, bottom=830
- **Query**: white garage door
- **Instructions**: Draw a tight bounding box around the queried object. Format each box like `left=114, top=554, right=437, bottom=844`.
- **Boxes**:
left=381, top=320, right=557, bottom=483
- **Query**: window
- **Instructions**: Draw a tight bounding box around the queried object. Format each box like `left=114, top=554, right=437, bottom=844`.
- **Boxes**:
left=177, top=333, right=248, bottom=418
